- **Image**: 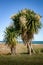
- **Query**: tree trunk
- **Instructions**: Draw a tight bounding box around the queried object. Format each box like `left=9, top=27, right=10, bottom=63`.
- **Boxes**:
left=11, top=45, right=16, bottom=55
left=27, top=43, right=29, bottom=54
left=30, top=40, right=35, bottom=54
left=27, top=40, right=35, bottom=55
left=27, top=43, right=31, bottom=55
left=31, top=45, right=35, bottom=54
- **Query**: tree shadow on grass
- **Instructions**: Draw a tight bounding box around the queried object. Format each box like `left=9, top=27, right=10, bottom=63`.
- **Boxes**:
left=6, top=53, right=11, bottom=55
left=20, top=52, right=29, bottom=55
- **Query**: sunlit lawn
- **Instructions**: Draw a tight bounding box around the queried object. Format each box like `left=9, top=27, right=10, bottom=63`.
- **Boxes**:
left=0, top=53, right=43, bottom=65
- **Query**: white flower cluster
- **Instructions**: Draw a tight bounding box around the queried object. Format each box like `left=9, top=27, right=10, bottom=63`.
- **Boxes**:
left=35, top=15, right=40, bottom=20
left=20, top=16, right=27, bottom=25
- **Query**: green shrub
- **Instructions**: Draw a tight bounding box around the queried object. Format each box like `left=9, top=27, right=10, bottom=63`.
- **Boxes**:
left=40, top=48, right=43, bottom=53
left=34, top=48, right=40, bottom=54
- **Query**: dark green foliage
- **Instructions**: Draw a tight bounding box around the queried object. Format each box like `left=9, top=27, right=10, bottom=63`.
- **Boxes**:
left=11, top=8, right=42, bottom=40
left=4, top=25, right=17, bottom=46
left=34, top=48, right=43, bottom=54
left=34, top=48, right=40, bottom=54
left=40, top=48, right=43, bottom=53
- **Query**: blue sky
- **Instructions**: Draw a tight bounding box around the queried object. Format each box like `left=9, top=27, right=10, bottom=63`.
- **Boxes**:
left=0, top=0, right=43, bottom=41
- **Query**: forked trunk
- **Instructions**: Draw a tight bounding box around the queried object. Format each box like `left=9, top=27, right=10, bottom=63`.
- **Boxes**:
left=27, top=40, right=35, bottom=55
left=21, top=31, right=35, bottom=55
left=30, top=40, right=35, bottom=54
left=27, top=43, right=31, bottom=55
left=11, top=45, right=16, bottom=55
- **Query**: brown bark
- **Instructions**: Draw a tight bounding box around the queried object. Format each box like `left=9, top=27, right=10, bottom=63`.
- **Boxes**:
left=27, top=43, right=29, bottom=54
left=31, top=45, right=35, bottom=54
left=11, top=45, right=16, bottom=55
left=27, top=41, right=35, bottom=55
left=27, top=43, right=31, bottom=55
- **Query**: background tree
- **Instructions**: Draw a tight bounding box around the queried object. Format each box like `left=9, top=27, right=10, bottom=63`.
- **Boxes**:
left=4, top=25, right=17, bottom=55
left=11, top=8, right=42, bottom=55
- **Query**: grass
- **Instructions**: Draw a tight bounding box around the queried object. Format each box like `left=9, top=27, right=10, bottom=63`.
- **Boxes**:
left=0, top=44, right=43, bottom=65
left=34, top=48, right=43, bottom=54
left=0, top=54, right=43, bottom=65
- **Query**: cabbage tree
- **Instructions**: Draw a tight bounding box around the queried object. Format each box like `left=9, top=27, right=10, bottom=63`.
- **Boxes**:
left=11, top=9, right=42, bottom=55
left=4, top=25, right=17, bottom=55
